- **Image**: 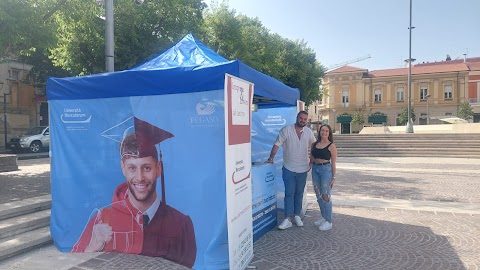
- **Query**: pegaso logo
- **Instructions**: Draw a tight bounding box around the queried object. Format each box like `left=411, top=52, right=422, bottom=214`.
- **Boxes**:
left=60, top=108, right=92, bottom=124
left=190, top=100, right=220, bottom=127
left=196, top=101, right=216, bottom=115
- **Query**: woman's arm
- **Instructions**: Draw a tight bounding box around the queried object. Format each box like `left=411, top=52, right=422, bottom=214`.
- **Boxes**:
left=330, top=143, right=337, bottom=188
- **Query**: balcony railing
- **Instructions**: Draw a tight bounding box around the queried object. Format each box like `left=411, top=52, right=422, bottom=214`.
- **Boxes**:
left=468, top=98, right=478, bottom=103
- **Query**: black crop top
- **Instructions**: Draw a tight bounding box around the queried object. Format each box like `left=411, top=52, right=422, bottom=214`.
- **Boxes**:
left=311, top=142, right=332, bottom=160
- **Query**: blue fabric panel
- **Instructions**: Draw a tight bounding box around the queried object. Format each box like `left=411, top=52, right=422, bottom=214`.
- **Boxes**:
left=131, top=34, right=229, bottom=70
left=49, top=90, right=229, bottom=269
left=47, top=64, right=238, bottom=101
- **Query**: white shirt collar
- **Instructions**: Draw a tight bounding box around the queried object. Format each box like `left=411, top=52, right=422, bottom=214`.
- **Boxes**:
left=143, top=194, right=161, bottom=224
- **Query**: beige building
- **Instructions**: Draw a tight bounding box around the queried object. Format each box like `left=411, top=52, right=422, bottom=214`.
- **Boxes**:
left=309, top=57, right=480, bottom=134
left=0, top=61, right=48, bottom=148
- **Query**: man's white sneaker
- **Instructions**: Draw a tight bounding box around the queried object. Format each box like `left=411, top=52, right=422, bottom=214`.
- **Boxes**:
left=314, top=217, right=326, bottom=227
left=278, top=218, right=292, bottom=230
left=319, top=221, right=332, bottom=231
left=293, top=215, right=304, bottom=227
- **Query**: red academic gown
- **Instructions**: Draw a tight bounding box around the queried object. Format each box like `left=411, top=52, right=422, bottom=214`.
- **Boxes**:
left=72, top=182, right=196, bottom=268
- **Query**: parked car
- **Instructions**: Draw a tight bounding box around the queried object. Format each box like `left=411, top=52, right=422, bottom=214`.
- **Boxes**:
left=7, top=126, right=50, bottom=153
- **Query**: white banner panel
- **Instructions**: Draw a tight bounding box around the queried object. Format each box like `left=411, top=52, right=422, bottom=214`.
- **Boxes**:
left=224, top=74, right=254, bottom=270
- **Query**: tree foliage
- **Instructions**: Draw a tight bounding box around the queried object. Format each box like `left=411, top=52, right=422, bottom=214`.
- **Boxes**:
left=2, top=0, right=325, bottom=104
left=456, top=101, right=473, bottom=120
left=398, top=107, right=416, bottom=125
left=0, top=0, right=55, bottom=60
left=202, top=3, right=325, bottom=105
left=49, top=0, right=206, bottom=75
left=351, top=111, right=365, bottom=125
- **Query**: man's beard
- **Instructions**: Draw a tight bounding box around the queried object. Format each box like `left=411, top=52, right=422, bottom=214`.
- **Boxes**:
left=128, top=180, right=157, bottom=202
left=296, top=121, right=306, bottom=128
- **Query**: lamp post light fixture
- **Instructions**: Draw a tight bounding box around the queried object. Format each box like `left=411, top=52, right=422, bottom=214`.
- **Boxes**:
left=425, top=94, right=431, bottom=125
left=406, top=0, right=415, bottom=133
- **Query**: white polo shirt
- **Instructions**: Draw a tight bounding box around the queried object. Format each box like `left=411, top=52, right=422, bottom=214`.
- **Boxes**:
left=274, top=124, right=316, bottom=173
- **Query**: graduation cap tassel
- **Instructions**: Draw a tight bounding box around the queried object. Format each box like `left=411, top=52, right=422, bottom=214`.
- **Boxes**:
left=160, top=160, right=166, bottom=205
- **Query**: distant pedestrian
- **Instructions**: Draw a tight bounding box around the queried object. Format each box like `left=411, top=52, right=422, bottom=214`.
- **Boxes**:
left=267, top=111, right=316, bottom=230
left=310, top=124, right=337, bottom=231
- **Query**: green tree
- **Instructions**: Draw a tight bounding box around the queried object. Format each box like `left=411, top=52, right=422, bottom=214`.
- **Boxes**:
left=351, top=111, right=365, bottom=125
left=0, top=0, right=72, bottom=85
left=49, top=0, right=206, bottom=75
left=456, top=101, right=474, bottom=120
left=398, top=107, right=416, bottom=126
left=0, top=0, right=55, bottom=60
left=202, top=3, right=325, bottom=105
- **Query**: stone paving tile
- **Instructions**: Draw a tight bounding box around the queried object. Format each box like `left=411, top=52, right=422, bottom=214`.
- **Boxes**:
left=304, top=158, right=480, bottom=204
left=0, top=158, right=50, bottom=204
left=69, top=252, right=189, bottom=270
left=71, top=205, right=479, bottom=270
left=1, top=157, right=479, bottom=269
left=251, top=205, right=480, bottom=270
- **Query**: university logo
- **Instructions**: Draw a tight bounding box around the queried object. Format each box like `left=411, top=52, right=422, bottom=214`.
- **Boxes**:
left=190, top=100, right=220, bottom=128
left=196, top=101, right=216, bottom=115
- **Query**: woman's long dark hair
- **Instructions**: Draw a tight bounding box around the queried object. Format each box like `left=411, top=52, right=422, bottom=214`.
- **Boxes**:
left=313, top=124, right=333, bottom=149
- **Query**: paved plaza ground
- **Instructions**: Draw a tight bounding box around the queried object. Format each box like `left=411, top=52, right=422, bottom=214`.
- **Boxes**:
left=0, top=157, right=479, bottom=269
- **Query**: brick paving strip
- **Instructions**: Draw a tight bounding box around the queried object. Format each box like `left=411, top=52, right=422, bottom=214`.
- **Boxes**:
left=0, top=157, right=478, bottom=269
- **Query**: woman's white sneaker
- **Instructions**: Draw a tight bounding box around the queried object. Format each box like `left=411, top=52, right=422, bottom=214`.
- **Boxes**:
left=278, top=218, right=292, bottom=230
left=314, top=217, right=326, bottom=226
left=319, top=221, right=332, bottom=231
left=293, top=215, right=304, bottom=227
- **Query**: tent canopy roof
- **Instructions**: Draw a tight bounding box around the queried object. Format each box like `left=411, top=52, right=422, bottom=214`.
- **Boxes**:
left=47, top=34, right=299, bottom=107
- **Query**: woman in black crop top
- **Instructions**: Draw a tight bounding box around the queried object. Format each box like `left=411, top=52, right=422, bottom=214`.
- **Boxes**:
left=310, top=124, right=337, bottom=231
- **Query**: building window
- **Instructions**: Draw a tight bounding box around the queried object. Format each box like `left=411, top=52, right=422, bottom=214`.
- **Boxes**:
left=374, top=89, right=382, bottom=103
left=342, top=90, right=349, bottom=103
left=396, top=87, right=404, bottom=102
left=420, top=86, right=428, bottom=100
left=9, top=69, right=20, bottom=80
left=444, top=85, right=453, bottom=100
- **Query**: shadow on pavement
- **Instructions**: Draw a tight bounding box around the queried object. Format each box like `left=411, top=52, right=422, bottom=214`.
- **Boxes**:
left=251, top=207, right=468, bottom=270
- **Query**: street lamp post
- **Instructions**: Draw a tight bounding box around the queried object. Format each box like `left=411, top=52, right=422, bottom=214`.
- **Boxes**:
left=406, top=0, right=415, bottom=133
left=102, top=0, right=143, bottom=72
left=425, top=94, right=431, bottom=125
left=1, top=80, right=12, bottom=148
left=105, top=0, right=114, bottom=72
left=332, top=109, right=336, bottom=133
left=0, top=82, right=4, bottom=148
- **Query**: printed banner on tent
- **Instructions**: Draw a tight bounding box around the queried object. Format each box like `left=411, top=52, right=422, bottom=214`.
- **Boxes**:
left=251, top=107, right=297, bottom=212
left=49, top=90, right=229, bottom=269
left=224, top=74, right=254, bottom=270
left=251, top=163, right=276, bottom=241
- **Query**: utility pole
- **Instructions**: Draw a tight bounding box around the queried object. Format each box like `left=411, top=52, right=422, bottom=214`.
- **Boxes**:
left=406, top=0, right=414, bottom=133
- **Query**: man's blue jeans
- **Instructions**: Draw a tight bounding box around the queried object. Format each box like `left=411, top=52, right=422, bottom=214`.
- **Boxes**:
left=311, top=163, right=333, bottom=222
left=282, top=166, right=308, bottom=218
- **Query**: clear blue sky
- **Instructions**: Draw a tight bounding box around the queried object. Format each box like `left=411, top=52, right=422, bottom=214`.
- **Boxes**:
left=208, top=0, right=480, bottom=71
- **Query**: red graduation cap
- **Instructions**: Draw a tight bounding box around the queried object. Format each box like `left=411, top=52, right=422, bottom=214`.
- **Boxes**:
left=121, top=117, right=174, bottom=159
left=120, top=117, right=174, bottom=204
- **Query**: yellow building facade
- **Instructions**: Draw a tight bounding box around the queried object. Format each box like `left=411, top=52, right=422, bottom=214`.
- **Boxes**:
left=309, top=58, right=480, bottom=134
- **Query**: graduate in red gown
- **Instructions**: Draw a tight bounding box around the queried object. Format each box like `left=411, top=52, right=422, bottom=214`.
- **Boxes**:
left=72, top=117, right=196, bottom=268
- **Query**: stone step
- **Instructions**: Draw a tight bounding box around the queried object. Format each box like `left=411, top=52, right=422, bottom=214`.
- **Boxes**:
left=0, top=209, right=50, bottom=240
left=0, top=195, right=51, bottom=221
left=337, top=144, right=480, bottom=148
left=337, top=148, right=480, bottom=153
left=335, top=138, right=480, bottom=141
left=0, top=226, right=52, bottom=261
left=335, top=137, right=480, bottom=140
left=336, top=153, right=480, bottom=158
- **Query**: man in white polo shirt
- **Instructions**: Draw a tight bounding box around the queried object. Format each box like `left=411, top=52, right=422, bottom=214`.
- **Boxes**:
left=267, top=111, right=316, bottom=230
